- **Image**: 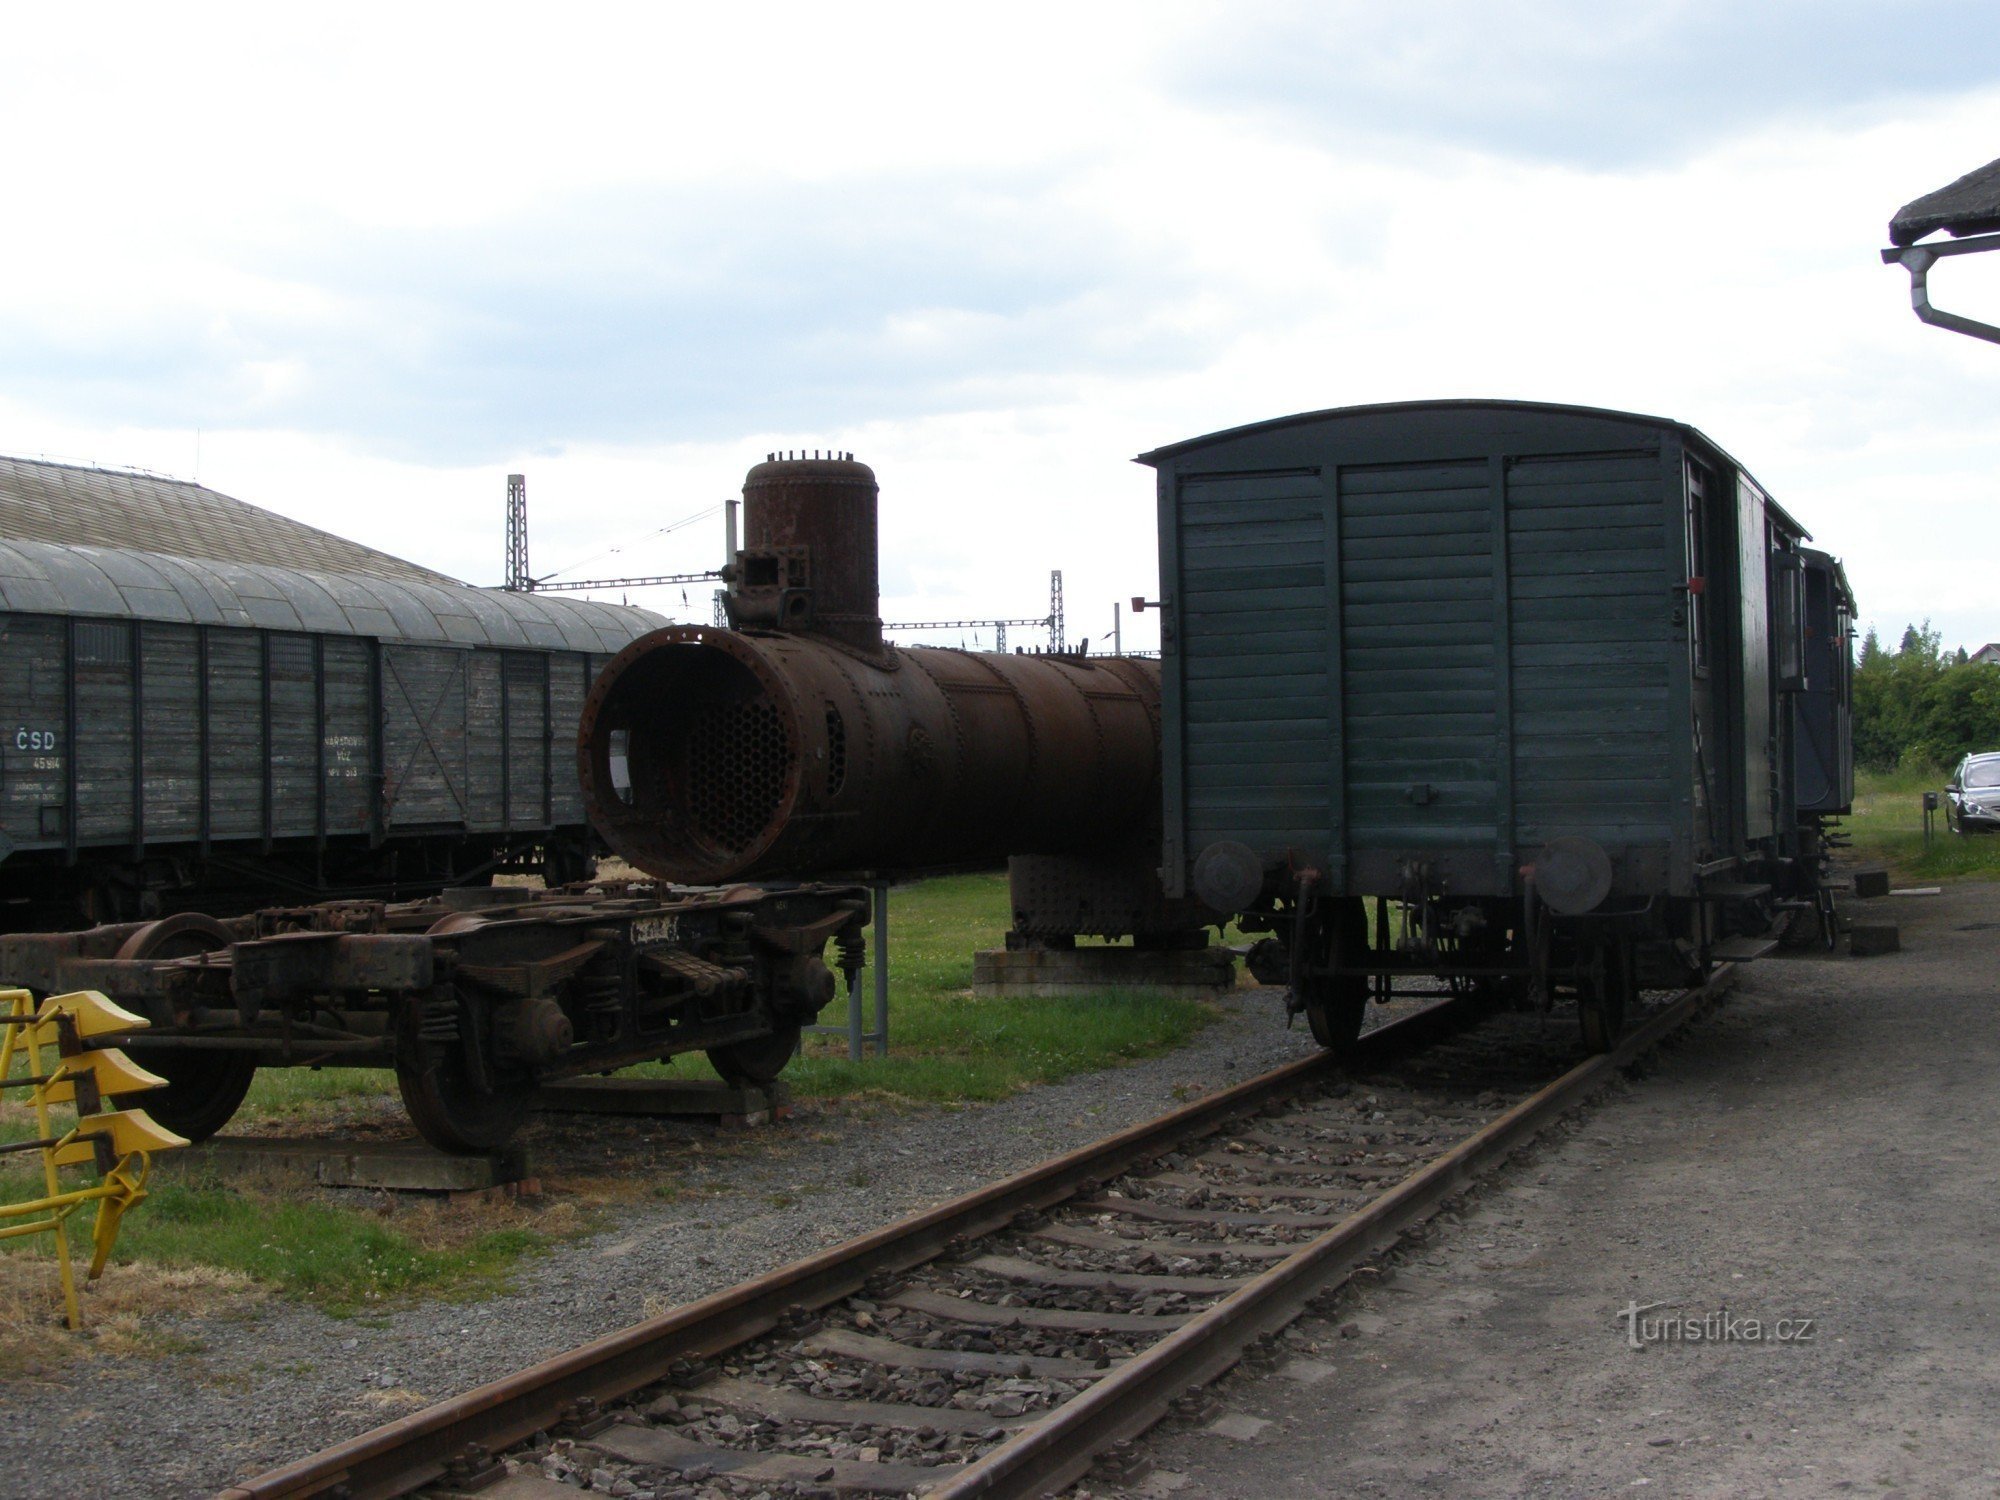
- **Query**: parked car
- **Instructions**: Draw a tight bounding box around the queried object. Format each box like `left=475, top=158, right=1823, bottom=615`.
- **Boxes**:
left=1946, top=751, right=2000, bottom=834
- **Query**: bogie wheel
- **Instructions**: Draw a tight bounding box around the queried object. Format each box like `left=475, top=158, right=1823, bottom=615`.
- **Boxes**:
left=707, top=1022, right=803, bottom=1088
left=111, top=915, right=257, bottom=1142
left=1301, top=897, right=1371, bottom=1059
left=1577, top=943, right=1635, bottom=1054
left=395, top=991, right=538, bottom=1154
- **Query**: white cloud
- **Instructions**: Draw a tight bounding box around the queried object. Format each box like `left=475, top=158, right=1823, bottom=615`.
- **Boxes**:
left=0, top=4, right=1996, bottom=657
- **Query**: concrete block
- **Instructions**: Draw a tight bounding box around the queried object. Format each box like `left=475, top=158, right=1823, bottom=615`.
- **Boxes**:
left=970, top=944, right=1236, bottom=999
left=169, top=1137, right=531, bottom=1193
left=1852, top=868, right=1892, bottom=899
left=536, top=1077, right=788, bottom=1125
left=1847, top=921, right=1900, bottom=956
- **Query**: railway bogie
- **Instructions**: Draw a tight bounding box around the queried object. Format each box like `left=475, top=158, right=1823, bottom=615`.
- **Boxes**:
left=0, top=883, right=868, bottom=1152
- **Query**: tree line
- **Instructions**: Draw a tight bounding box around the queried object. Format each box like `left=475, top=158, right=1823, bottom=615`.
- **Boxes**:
left=1853, top=623, right=2000, bottom=771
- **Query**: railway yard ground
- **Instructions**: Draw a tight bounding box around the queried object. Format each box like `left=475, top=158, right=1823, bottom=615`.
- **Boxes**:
left=1120, top=878, right=2000, bottom=1499
left=0, top=872, right=1991, bottom=1497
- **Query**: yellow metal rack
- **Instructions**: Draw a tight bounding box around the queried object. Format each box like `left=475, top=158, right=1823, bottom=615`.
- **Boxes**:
left=0, top=988, right=186, bottom=1328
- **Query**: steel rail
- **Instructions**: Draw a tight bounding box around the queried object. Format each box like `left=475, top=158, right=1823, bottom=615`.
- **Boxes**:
left=215, top=995, right=1481, bottom=1500
left=927, top=965, right=1736, bottom=1499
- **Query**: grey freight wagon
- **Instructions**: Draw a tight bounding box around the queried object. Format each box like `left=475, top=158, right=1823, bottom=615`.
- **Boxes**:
left=1140, top=399, right=1849, bottom=1050
left=0, top=538, right=662, bottom=928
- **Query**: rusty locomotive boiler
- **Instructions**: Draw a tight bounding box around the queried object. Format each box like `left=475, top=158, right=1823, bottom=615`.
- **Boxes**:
left=579, top=455, right=1170, bottom=890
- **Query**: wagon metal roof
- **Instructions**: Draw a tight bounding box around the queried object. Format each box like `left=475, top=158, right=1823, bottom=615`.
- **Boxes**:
left=0, top=537, right=666, bottom=653
left=1888, top=156, right=2000, bottom=246
left=1134, top=398, right=1809, bottom=541
left=0, top=454, right=464, bottom=588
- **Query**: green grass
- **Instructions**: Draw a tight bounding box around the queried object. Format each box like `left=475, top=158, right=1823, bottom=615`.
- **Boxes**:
left=107, top=1182, right=541, bottom=1314
left=0, top=1065, right=556, bottom=1318
left=1843, top=766, right=2000, bottom=881
left=0, top=1149, right=550, bottom=1315
left=637, top=871, right=1219, bottom=1103
left=237, top=1065, right=393, bottom=1126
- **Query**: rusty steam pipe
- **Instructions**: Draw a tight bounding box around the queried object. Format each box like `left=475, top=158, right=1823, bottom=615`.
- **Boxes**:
left=577, top=455, right=1161, bottom=884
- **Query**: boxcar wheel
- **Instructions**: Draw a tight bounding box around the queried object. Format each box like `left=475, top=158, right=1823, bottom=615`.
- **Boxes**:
left=112, top=915, right=258, bottom=1143
left=707, top=1023, right=802, bottom=1088
left=1577, top=944, right=1634, bottom=1053
left=1302, top=897, right=1370, bottom=1058
left=395, top=995, right=538, bottom=1154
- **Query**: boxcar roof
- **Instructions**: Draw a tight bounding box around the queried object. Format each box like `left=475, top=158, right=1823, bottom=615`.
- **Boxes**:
left=0, top=537, right=666, bottom=653
left=1135, top=398, right=1809, bottom=541
left=0, top=454, right=464, bottom=589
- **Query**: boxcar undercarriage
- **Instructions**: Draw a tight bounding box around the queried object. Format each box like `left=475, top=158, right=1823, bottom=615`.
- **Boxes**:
left=1240, top=819, right=1840, bottom=1054
left=0, top=882, right=869, bottom=1153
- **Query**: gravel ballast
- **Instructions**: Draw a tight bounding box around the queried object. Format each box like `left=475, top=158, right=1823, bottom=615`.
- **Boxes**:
left=0, top=984, right=1328, bottom=1499
left=1119, top=882, right=2000, bottom=1498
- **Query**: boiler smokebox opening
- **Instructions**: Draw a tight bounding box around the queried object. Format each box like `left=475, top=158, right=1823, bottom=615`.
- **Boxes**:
left=582, top=632, right=801, bottom=880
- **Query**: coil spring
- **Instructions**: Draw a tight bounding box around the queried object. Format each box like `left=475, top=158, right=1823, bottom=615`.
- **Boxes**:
left=553, top=972, right=622, bottom=1046
left=834, top=926, right=866, bottom=986
left=574, top=972, right=624, bottom=1020
left=416, top=993, right=460, bottom=1043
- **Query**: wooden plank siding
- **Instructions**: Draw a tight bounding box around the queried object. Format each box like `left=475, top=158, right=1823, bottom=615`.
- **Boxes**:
left=321, top=637, right=374, bottom=834
left=465, top=650, right=504, bottom=828
left=206, top=631, right=264, bottom=839
left=1160, top=426, right=1684, bottom=899
left=548, top=653, right=589, bottom=826
left=72, top=620, right=135, bottom=840
left=0, top=617, right=68, bottom=848
left=1177, top=471, right=1332, bottom=856
left=1505, top=451, right=1675, bottom=851
left=269, top=633, right=319, bottom=838
left=504, top=652, right=549, bottom=829
left=0, top=600, right=636, bottom=892
left=381, top=645, right=469, bottom=827
left=139, top=624, right=203, bottom=840
left=1339, top=460, right=1498, bottom=853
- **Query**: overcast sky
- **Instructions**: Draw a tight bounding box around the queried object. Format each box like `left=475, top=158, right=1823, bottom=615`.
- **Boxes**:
left=3, top=2, right=1999, bottom=653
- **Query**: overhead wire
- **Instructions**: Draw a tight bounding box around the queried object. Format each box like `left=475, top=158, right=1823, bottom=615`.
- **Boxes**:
left=535, top=501, right=725, bottom=584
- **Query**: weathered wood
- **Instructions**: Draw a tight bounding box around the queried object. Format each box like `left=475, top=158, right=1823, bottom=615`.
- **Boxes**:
left=382, top=645, right=469, bottom=826
left=167, top=1136, right=532, bottom=1193
left=270, top=631, right=318, bottom=837
left=535, top=1077, right=788, bottom=1123
left=322, top=636, right=374, bottom=834
left=206, top=630, right=262, bottom=838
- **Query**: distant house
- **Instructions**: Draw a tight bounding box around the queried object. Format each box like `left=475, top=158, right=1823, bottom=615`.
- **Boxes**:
left=1972, top=643, right=2000, bottom=666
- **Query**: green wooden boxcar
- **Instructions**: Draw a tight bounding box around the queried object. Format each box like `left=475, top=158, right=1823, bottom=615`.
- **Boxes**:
left=1140, top=399, right=1847, bottom=1050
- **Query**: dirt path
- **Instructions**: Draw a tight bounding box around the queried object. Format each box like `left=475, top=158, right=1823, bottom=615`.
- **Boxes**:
left=1118, top=883, right=2000, bottom=1498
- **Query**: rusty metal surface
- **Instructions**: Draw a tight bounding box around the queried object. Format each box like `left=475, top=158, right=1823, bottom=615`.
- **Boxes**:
left=1005, top=853, right=1213, bottom=943
left=579, top=453, right=1164, bottom=884
left=4, top=885, right=870, bottom=1153
left=580, top=626, right=1162, bottom=883
left=214, top=995, right=1482, bottom=1500
left=731, top=454, right=882, bottom=651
